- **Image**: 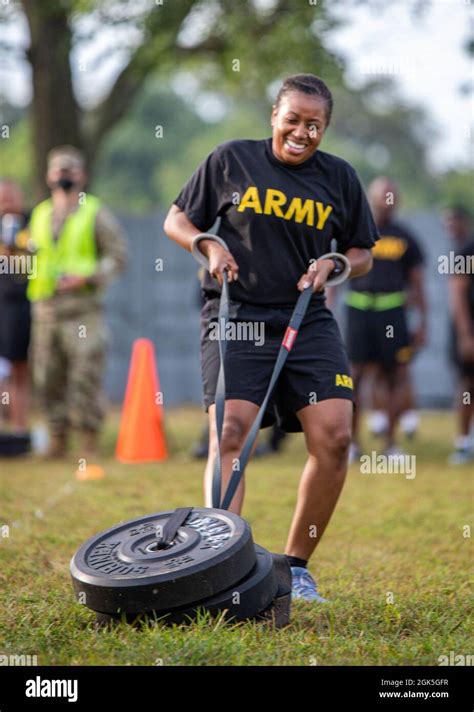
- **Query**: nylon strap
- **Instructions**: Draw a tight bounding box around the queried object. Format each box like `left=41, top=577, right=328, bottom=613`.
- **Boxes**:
left=213, top=276, right=313, bottom=510
left=156, top=507, right=193, bottom=549
left=191, top=233, right=346, bottom=510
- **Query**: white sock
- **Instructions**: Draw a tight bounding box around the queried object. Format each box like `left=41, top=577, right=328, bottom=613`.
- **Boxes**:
left=455, top=435, right=472, bottom=450
left=368, top=410, right=389, bottom=434
left=400, top=410, right=419, bottom=433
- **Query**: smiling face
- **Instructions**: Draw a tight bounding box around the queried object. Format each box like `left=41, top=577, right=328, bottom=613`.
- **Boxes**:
left=271, top=91, right=329, bottom=166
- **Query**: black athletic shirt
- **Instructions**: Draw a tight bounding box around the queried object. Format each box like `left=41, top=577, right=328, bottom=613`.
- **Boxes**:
left=348, top=220, right=424, bottom=294
left=174, top=138, right=379, bottom=308
left=0, top=211, right=30, bottom=301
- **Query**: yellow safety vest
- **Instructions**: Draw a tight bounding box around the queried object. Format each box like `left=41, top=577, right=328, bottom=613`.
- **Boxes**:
left=27, top=195, right=101, bottom=302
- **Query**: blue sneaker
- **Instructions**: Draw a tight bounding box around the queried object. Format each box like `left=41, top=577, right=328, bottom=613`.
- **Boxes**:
left=291, top=567, right=328, bottom=603
left=448, top=446, right=474, bottom=465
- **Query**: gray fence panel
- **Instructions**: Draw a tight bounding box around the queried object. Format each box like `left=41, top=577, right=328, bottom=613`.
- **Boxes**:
left=103, top=209, right=456, bottom=409
left=402, top=211, right=455, bottom=407
left=103, top=211, right=202, bottom=407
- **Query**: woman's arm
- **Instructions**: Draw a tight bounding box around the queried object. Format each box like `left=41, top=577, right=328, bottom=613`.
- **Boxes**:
left=163, top=204, right=201, bottom=252
left=345, top=247, right=373, bottom=278
left=164, top=205, right=239, bottom=284
left=298, top=246, right=373, bottom=293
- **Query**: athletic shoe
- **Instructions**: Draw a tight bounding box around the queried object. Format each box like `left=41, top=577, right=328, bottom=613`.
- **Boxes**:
left=448, top=447, right=474, bottom=465
left=382, top=444, right=408, bottom=461
left=290, top=567, right=327, bottom=603
left=400, top=410, right=419, bottom=440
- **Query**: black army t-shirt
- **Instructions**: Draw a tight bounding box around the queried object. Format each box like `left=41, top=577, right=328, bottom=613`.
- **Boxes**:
left=174, top=138, right=378, bottom=308
left=349, top=220, right=424, bottom=294
left=0, top=211, right=30, bottom=300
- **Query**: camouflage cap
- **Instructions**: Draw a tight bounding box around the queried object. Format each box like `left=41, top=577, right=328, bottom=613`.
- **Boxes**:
left=47, top=145, right=85, bottom=171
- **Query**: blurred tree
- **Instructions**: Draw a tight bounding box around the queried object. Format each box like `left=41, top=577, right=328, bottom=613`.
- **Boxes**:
left=92, top=78, right=440, bottom=214
left=1, top=0, right=344, bottom=199
left=327, top=81, right=440, bottom=209
left=437, top=170, right=474, bottom=215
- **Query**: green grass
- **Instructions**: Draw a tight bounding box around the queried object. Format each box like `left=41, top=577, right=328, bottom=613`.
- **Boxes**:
left=0, top=409, right=472, bottom=666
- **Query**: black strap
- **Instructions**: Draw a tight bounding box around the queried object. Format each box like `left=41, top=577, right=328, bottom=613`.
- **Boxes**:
left=212, top=273, right=230, bottom=509
left=156, top=507, right=193, bottom=549
left=213, top=278, right=313, bottom=510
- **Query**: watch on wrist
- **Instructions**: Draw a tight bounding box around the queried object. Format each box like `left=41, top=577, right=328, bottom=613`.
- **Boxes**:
left=330, top=256, right=344, bottom=276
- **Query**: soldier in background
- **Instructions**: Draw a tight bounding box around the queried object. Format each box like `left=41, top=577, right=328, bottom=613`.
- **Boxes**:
left=345, top=176, right=427, bottom=460
left=27, top=146, right=127, bottom=471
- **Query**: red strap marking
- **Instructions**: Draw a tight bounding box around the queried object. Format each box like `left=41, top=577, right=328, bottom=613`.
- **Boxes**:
left=283, top=327, right=298, bottom=351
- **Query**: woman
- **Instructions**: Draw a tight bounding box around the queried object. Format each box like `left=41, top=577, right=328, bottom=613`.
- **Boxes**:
left=164, top=74, right=377, bottom=602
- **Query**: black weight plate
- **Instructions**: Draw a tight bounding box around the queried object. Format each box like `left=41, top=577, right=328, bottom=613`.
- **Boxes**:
left=268, top=553, right=291, bottom=596
left=256, top=591, right=291, bottom=629
left=165, top=544, right=278, bottom=623
left=95, top=544, right=278, bottom=626
left=71, top=507, right=256, bottom=613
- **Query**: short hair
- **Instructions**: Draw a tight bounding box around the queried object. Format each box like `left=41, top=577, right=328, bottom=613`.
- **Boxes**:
left=275, top=74, right=334, bottom=125
left=47, top=145, right=85, bottom=170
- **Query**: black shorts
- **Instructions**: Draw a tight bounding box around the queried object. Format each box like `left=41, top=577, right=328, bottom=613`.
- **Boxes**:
left=200, top=299, right=353, bottom=433
left=0, top=296, right=31, bottom=362
left=346, top=305, right=411, bottom=369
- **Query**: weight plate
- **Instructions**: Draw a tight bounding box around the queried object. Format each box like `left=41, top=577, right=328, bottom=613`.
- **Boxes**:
left=95, top=544, right=278, bottom=625
left=71, top=507, right=256, bottom=613
left=166, top=544, right=278, bottom=622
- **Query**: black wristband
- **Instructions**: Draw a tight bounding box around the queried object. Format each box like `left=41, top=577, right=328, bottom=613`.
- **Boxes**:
left=330, top=256, right=344, bottom=276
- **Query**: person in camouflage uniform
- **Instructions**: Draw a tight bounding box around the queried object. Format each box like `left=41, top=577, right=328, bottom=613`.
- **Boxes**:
left=28, top=146, right=127, bottom=462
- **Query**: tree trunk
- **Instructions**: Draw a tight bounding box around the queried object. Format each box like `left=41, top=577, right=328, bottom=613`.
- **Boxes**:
left=22, top=0, right=83, bottom=201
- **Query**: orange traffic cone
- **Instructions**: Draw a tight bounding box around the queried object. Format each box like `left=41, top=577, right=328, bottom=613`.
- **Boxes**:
left=115, top=338, right=168, bottom=463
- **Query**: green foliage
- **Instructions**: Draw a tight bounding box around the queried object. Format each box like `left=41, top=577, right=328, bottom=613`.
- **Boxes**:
left=90, top=77, right=443, bottom=213
left=437, top=170, right=474, bottom=215
left=91, top=83, right=205, bottom=212
left=2, top=1, right=469, bottom=214
left=92, top=80, right=270, bottom=212
left=0, top=117, right=34, bottom=202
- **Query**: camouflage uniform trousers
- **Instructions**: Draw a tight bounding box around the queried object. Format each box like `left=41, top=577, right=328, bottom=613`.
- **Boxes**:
left=31, top=304, right=107, bottom=435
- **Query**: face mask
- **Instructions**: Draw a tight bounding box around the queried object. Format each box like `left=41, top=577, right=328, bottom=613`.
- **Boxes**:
left=56, top=177, right=76, bottom=192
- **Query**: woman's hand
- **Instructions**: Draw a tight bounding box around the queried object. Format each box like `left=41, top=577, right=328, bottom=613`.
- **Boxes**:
left=297, top=258, right=335, bottom=293
left=56, top=274, right=89, bottom=293
left=199, top=239, right=239, bottom=285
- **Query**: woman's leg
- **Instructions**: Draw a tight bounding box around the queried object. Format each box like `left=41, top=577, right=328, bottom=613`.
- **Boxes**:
left=350, top=362, right=365, bottom=449
left=10, top=360, right=29, bottom=431
left=384, top=363, right=409, bottom=450
left=203, top=399, right=259, bottom=514
left=285, top=398, right=352, bottom=561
